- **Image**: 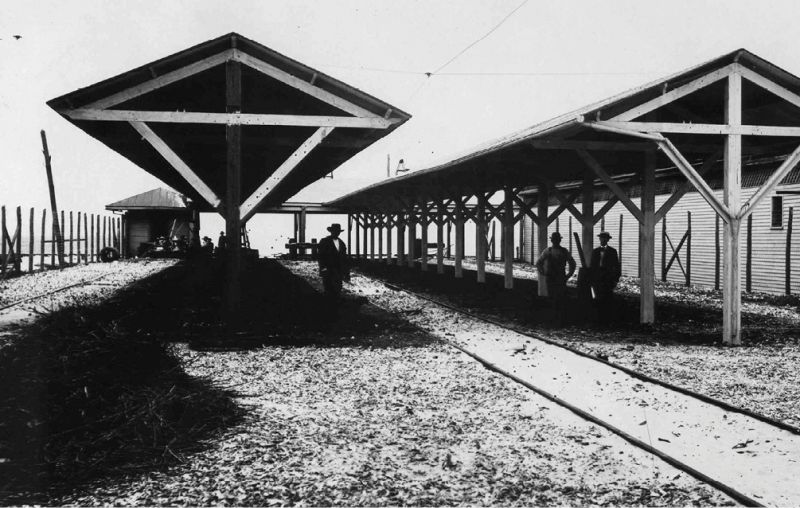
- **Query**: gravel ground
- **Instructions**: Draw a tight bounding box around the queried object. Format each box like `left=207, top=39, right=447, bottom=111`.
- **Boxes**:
left=0, top=259, right=178, bottom=338
left=359, top=258, right=800, bottom=429
left=58, top=260, right=733, bottom=506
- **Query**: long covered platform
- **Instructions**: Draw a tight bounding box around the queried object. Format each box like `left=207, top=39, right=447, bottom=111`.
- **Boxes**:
left=47, top=32, right=410, bottom=314
left=329, top=49, right=800, bottom=345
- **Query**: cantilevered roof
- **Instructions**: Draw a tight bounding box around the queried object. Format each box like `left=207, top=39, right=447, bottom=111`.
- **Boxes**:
left=329, top=49, right=800, bottom=211
left=106, top=187, right=190, bottom=211
left=48, top=32, right=410, bottom=216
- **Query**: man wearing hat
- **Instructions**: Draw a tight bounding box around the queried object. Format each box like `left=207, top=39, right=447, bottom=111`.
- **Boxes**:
left=535, top=231, right=576, bottom=323
left=590, top=231, right=621, bottom=320
left=318, top=223, right=350, bottom=301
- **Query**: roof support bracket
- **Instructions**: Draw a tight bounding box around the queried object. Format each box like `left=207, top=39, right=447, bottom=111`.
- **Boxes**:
left=577, top=149, right=645, bottom=224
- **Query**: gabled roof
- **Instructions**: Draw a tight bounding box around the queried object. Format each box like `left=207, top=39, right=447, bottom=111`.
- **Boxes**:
left=49, top=33, right=411, bottom=214
left=106, top=187, right=190, bottom=211
left=329, top=49, right=800, bottom=211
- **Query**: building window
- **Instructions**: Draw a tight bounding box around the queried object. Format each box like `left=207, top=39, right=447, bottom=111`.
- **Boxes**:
left=772, top=195, right=783, bottom=228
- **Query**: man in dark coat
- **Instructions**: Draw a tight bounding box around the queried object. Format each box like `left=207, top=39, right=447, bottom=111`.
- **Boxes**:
left=590, top=231, right=621, bottom=321
left=317, top=223, right=350, bottom=300
left=535, top=231, right=576, bottom=324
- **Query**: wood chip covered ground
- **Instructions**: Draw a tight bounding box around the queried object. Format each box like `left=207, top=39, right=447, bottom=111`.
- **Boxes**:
left=1, top=259, right=740, bottom=505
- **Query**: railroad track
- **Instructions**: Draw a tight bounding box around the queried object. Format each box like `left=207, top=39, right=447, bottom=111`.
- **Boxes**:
left=0, top=272, right=111, bottom=313
left=368, top=273, right=800, bottom=507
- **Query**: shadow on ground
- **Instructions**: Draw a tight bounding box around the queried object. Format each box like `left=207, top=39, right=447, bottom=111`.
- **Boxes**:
left=353, top=259, right=799, bottom=347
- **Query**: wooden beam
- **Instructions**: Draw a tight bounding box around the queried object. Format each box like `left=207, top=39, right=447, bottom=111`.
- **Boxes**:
left=738, top=143, right=800, bottom=220
left=476, top=197, right=487, bottom=283
left=436, top=201, right=445, bottom=274
left=655, top=150, right=721, bottom=223
left=531, top=139, right=657, bottom=152
left=640, top=150, right=657, bottom=324
left=232, top=49, right=381, bottom=119
left=396, top=214, right=405, bottom=266
left=611, top=64, right=735, bottom=121
left=129, top=121, right=222, bottom=208
left=224, top=59, right=243, bottom=318
left=420, top=210, right=428, bottom=271
left=240, top=126, right=333, bottom=222
left=592, top=196, right=619, bottom=225
left=64, top=109, right=397, bottom=128
left=581, top=174, right=594, bottom=267
left=723, top=70, right=743, bottom=345
left=455, top=199, right=465, bottom=278
left=737, top=64, right=800, bottom=111
left=577, top=150, right=644, bottom=224
left=657, top=138, right=733, bottom=223
left=503, top=188, right=515, bottom=289
left=85, top=50, right=235, bottom=109
left=597, top=120, right=800, bottom=137
left=547, top=188, right=581, bottom=225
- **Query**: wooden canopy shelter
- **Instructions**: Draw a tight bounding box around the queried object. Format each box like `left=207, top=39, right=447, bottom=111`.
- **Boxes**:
left=48, top=32, right=410, bottom=313
left=329, top=49, right=800, bottom=345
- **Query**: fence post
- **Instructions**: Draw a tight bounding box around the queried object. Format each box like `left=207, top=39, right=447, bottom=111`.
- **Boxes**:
left=28, top=208, right=34, bottom=273
left=77, top=212, right=82, bottom=264
left=69, top=211, right=74, bottom=264
left=84, top=213, right=88, bottom=264
left=15, top=206, right=21, bottom=273
left=60, top=210, right=65, bottom=267
left=96, top=215, right=100, bottom=259
left=40, top=209, right=46, bottom=270
left=90, top=214, right=95, bottom=262
left=618, top=214, right=623, bottom=271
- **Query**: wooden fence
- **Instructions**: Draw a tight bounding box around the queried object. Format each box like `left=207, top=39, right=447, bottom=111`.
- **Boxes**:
left=1, top=205, right=122, bottom=278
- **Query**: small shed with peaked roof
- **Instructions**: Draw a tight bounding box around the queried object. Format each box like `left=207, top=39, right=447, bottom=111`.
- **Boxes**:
left=106, top=187, right=199, bottom=257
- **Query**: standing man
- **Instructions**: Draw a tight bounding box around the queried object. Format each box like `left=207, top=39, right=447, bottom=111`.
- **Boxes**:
left=590, top=231, right=621, bottom=322
left=318, top=223, right=350, bottom=304
left=535, top=231, right=576, bottom=324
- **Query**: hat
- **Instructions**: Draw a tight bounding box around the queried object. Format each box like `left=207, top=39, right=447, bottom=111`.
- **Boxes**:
left=598, top=231, right=612, bottom=239
left=550, top=231, right=562, bottom=240
left=327, top=223, right=343, bottom=233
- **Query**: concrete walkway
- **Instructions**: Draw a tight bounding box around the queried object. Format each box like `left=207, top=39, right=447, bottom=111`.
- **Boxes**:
left=362, top=279, right=800, bottom=506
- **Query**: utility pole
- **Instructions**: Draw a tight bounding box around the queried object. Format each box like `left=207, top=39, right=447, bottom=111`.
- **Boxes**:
left=40, top=130, right=65, bottom=267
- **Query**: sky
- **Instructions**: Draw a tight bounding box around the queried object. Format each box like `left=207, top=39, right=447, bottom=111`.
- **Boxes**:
left=3, top=0, right=800, bottom=253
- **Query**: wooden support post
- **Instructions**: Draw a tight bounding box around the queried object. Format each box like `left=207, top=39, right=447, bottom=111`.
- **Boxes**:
left=490, top=220, right=496, bottom=261
left=41, top=130, right=65, bottom=267
left=347, top=214, right=352, bottom=259
left=28, top=208, right=34, bottom=273
left=51, top=215, right=56, bottom=267
left=537, top=185, right=549, bottom=296
left=378, top=216, right=383, bottom=261
left=386, top=215, right=393, bottom=265
left=787, top=207, right=794, bottom=295
left=437, top=203, right=445, bottom=274
left=455, top=201, right=464, bottom=278
left=355, top=214, right=361, bottom=258
left=420, top=209, right=428, bottom=271
left=407, top=212, right=416, bottom=268
left=476, top=198, right=487, bottom=284
left=40, top=209, right=46, bottom=270
left=224, top=59, right=243, bottom=319
left=96, top=215, right=100, bottom=261
left=363, top=215, right=369, bottom=262
left=298, top=208, right=306, bottom=256
left=618, top=214, right=623, bottom=271
left=397, top=215, right=405, bottom=266
left=503, top=188, right=514, bottom=289
left=370, top=216, right=375, bottom=260
left=447, top=220, right=452, bottom=259
left=686, top=211, right=692, bottom=287
left=715, top=214, right=721, bottom=290
left=746, top=213, right=753, bottom=292
left=723, top=71, right=742, bottom=345
left=568, top=216, right=573, bottom=253
left=661, top=214, right=667, bottom=281
left=582, top=174, right=594, bottom=268
left=102, top=216, right=106, bottom=251
left=640, top=151, right=656, bottom=324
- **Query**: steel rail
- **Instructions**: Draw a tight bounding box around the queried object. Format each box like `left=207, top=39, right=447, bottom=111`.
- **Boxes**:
left=0, top=272, right=111, bottom=313
left=360, top=270, right=797, bottom=507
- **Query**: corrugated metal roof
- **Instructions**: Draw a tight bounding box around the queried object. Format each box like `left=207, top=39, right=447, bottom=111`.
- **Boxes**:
left=106, top=187, right=189, bottom=210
